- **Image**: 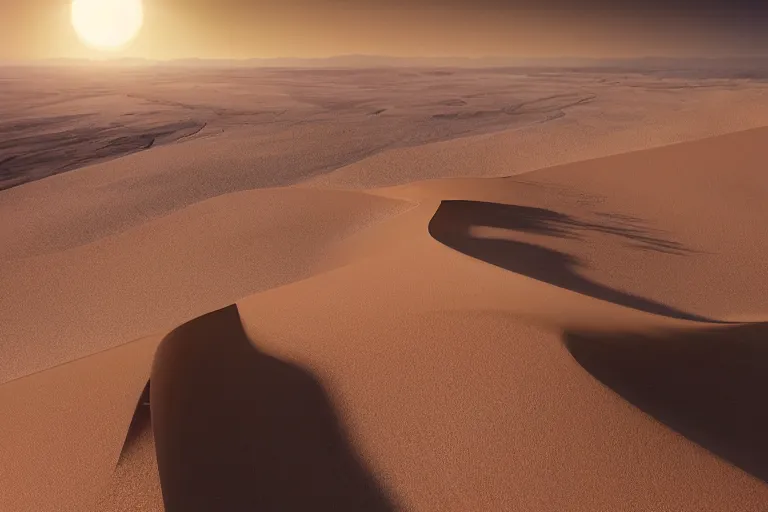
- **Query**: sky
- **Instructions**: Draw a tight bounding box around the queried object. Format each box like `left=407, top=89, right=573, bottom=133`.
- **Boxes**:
left=1, top=0, right=767, bottom=61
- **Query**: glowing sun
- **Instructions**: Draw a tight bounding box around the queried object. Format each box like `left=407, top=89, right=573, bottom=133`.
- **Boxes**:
left=71, top=0, right=144, bottom=50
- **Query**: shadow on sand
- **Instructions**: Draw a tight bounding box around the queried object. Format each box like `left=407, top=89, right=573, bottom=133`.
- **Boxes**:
left=118, top=381, right=151, bottom=463
left=429, top=200, right=768, bottom=480
left=566, top=323, right=768, bottom=483
left=149, top=305, right=396, bottom=512
left=428, top=200, right=713, bottom=322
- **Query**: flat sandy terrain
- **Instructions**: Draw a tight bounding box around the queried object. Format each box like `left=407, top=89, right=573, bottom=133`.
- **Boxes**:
left=2, top=66, right=768, bottom=511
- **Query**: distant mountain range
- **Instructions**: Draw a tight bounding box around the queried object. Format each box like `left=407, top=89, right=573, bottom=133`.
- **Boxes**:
left=4, top=55, right=768, bottom=77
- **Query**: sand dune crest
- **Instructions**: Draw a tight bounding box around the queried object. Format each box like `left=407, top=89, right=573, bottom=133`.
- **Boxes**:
left=150, top=305, right=397, bottom=512
left=428, top=199, right=714, bottom=322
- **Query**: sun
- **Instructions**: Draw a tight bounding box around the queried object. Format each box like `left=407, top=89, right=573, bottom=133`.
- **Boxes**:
left=71, top=0, right=144, bottom=50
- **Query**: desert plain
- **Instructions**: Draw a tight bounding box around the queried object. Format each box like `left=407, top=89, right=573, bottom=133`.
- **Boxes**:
left=2, top=64, right=768, bottom=511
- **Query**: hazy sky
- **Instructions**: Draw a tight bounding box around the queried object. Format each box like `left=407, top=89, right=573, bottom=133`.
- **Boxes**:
left=2, top=0, right=767, bottom=60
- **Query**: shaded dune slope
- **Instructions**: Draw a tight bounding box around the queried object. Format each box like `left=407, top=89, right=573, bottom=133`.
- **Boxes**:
left=428, top=199, right=714, bottom=322
left=422, top=196, right=768, bottom=485
left=149, top=305, right=396, bottom=512
left=424, top=196, right=768, bottom=483
left=119, top=382, right=152, bottom=462
left=566, top=323, right=768, bottom=483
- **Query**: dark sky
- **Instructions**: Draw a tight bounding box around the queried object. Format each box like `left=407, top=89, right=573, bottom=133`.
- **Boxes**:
left=2, top=0, right=767, bottom=60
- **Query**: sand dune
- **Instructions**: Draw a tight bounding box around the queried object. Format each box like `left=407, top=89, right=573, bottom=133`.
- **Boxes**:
left=0, top=187, right=410, bottom=382
left=150, top=305, right=395, bottom=512
left=566, top=323, right=768, bottom=482
left=2, top=67, right=768, bottom=511
left=96, top=160, right=768, bottom=509
left=0, top=336, right=160, bottom=512
left=428, top=199, right=713, bottom=321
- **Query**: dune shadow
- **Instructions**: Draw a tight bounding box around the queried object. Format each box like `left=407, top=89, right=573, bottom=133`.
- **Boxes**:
left=565, top=323, right=768, bottom=483
left=119, top=381, right=152, bottom=463
left=150, top=305, right=397, bottom=512
left=428, top=200, right=713, bottom=322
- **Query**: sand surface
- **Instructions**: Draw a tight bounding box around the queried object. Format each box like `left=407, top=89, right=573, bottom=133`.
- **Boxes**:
left=2, top=66, right=768, bottom=511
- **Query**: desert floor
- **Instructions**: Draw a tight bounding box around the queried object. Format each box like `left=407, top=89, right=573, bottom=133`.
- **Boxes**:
left=2, top=66, right=768, bottom=511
